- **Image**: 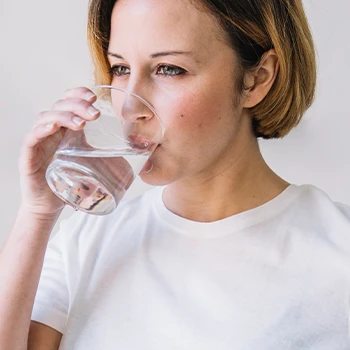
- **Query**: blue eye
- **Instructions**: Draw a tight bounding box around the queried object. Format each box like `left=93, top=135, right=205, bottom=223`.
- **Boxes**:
left=108, top=64, right=186, bottom=77
left=156, top=65, right=186, bottom=76
left=108, top=65, right=130, bottom=76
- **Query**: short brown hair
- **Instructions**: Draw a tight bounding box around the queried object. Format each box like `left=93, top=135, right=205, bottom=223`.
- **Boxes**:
left=87, top=0, right=317, bottom=139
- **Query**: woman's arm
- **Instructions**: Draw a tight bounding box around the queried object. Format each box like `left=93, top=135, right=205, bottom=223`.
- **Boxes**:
left=28, top=321, right=62, bottom=350
left=0, top=206, right=62, bottom=350
left=0, top=87, right=97, bottom=349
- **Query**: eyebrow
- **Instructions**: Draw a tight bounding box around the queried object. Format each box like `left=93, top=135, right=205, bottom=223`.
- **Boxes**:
left=107, top=51, right=194, bottom=59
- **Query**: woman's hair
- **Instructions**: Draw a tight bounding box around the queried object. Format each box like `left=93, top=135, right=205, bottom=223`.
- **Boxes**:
left=87, top=0, right=316, bottom=139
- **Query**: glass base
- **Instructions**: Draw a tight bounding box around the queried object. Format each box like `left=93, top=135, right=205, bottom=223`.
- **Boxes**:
left=46, top=159, right=116, bottom=215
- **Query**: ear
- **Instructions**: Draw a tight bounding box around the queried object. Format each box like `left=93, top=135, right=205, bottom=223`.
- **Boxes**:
left=242, top=49, right=279, bottom=108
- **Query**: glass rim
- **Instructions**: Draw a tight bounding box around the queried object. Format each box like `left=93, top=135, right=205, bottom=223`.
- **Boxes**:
left=93, top=84, right=165, bottom=139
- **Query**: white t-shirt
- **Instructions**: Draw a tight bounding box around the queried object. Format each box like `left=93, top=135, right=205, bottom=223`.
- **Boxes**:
left=32, top=184, right=350, bottom=349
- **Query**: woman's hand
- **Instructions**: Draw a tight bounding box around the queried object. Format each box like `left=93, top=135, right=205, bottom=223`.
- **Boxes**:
left=18, top=87, right=100, bottom=217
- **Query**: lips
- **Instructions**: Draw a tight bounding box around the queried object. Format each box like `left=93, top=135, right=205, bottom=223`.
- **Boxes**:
left=127, top=135, right=155, bottom=150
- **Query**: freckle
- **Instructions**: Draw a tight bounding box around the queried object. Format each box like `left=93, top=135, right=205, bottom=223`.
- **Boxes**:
left=198, top=123, right=203, bottom=127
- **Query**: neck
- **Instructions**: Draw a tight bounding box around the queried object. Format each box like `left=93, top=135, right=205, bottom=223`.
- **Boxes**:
left=163, top=138, right=289, bottom=222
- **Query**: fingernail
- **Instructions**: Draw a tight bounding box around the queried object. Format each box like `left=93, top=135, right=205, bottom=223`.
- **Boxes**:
left=45, top=123, right=55, bottom=129
left=85, top=91, right=95, bottom=100
left=88, top=106, right=99, bottom=117
left=73, top=116, right=85, bottom=126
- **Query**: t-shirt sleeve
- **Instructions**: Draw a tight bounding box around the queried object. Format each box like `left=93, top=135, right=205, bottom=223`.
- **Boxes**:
left=335, top=202, right=350, bottom=220
left=31, top=212, right=78, bottom=334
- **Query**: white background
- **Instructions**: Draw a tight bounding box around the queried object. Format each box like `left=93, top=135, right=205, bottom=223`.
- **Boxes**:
left=0, top=1, right=349, bottom=247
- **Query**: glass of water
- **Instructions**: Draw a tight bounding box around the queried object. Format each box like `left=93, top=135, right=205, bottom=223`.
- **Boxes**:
left=45, top=85, right=164, bottom=215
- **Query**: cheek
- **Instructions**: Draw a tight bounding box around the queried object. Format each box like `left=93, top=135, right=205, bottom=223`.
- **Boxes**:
left=162, top=90, right=234, bottom=138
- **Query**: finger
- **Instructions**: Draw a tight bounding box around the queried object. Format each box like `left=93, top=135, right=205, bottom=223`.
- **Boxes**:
left=35, top=111, right=87, bottom=128
left=62, top=87, right=97, bottom=102
left=51, top=98, right=100, bottom=121
left=24, top=123, right=61, bottom=149
left=19, top=123, right=65, bottom=174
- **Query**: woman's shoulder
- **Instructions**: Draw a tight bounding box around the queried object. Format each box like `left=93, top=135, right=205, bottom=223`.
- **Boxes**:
left=287, top=184, right=350, bottom=248
left=293, top=184, right=350, bottom=218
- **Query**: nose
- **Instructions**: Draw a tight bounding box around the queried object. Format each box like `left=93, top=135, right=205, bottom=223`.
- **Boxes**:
left=121, top=93, right=154, bottom=122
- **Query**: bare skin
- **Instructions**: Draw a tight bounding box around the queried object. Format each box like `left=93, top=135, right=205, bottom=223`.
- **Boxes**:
left=0, top=0, right=288, bottom=348
left=110, top=0, right=288, bottom=221
left=0, top=87, right=98, bottom=349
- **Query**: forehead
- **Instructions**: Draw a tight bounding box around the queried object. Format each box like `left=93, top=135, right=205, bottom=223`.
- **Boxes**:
left=109, top=0, right=228, bottom=54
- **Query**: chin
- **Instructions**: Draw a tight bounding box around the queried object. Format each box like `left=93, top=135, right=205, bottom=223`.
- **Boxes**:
left=139, top=167, right=174, bottom=187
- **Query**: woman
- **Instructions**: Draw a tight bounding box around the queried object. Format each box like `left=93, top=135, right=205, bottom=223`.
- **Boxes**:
left=1, top=0, right=350, bottom=349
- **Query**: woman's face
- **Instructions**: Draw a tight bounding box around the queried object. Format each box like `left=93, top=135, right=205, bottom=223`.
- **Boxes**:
left=108, top=0, right=253, bottom=186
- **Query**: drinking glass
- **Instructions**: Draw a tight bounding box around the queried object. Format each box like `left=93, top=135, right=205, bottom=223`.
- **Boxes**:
left=45, top=85, right=164, bottom=215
